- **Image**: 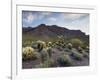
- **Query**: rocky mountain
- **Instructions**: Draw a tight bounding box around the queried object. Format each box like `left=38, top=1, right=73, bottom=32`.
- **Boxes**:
left=22, top=24, right=89, bottom=41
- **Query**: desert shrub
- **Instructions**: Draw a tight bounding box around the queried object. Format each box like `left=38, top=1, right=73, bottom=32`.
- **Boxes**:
left=22, top=47, right=39, bottom=60
left=82, top=51, right=89, bottom=58
left=70, top=38, right=83, bottom=48
left=77, top=46, right=83, bottom=53
left=67, top=43, right=73, bottom=50
left=57, top=54, right=72, bottom=66
left=36, top=40, right=46, bottom=52
left=40, top=48, right=49, bottom=63
left=47, top=47, right=52, bottom=58
left=71, top=51, right=83, bottom=60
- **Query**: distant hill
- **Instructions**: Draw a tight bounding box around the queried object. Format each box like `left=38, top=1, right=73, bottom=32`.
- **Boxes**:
left=22, top=24, right=89, bottom=42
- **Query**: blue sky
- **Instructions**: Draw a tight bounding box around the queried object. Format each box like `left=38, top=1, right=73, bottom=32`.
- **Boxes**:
left=22, top=11, right=89, bottom=34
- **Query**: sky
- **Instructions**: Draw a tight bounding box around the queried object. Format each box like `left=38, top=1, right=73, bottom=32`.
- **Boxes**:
left=22, top=11, right=89, bottom=35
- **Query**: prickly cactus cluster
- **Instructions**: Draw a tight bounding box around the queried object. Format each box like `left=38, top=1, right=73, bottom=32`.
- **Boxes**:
left=22, top=37, right=89, bottom=68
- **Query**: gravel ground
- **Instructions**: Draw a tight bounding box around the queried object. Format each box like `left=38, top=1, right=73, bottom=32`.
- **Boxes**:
left=22, top=48, right=89, bottom=69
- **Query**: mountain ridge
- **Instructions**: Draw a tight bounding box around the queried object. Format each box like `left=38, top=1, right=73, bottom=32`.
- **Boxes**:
left=22, top=24, right=89, bottom=42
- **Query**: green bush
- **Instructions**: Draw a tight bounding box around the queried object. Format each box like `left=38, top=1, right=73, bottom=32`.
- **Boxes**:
left=57, top=54, right=72, bottom=66
left=70, top=38, right=83, bottom=48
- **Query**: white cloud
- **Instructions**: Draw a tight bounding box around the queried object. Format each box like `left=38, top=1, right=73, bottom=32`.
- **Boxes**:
left=63, top=13, right=87, bottom=20
left=41, top=12, right=51, bottom=16
left=26, top=12, right=37, bottom=23
left=37, top=12, right=52, bottom=20
left=48, top=17, right=57, bottom=21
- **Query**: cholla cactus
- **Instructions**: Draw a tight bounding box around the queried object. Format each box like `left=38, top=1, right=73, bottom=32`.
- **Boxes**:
left=47, top=42, right=52, bottom=47
left=22, top=47, right=34, bottom=55
left=22, top=47, right=38, bottom=60
left=67, top=43, right=73, bottom=49
left=40, top=48, right=49, bottom=63
left=46, top=47, right=52, bottom=58
left=57, top=35, right=64, bottom=43
left=56, top=35, right=66, bottom=48
left=36, top=40, right=46, bottom=52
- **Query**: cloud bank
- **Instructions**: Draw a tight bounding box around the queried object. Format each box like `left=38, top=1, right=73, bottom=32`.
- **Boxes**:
left=22, top=11, right=89, bottom=34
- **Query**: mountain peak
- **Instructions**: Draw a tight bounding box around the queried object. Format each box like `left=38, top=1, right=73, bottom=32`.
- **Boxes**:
left=38, top=24, right=46, bottom=27
left=23, top=24, right=88, bottom=41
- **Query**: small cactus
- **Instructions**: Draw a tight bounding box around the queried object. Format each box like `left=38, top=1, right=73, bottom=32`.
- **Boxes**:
left=47, top=42, right=52, bottom=47
left=22, top=47, right=38, bottom=60
left=47, top=47, right=52, bottom=58
left=67, top=43, right=73, bottom=49
left=40, top=48, right=49, bottom=63
left=36, top=40, right=46, bottom=52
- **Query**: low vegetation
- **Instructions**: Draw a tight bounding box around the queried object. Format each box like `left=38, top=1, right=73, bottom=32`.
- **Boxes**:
left=22, top=35, right=89, bottom=68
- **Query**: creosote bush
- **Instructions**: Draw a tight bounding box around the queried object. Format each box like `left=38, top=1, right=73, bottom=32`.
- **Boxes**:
left=70, top=38, right=83, bottom=48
